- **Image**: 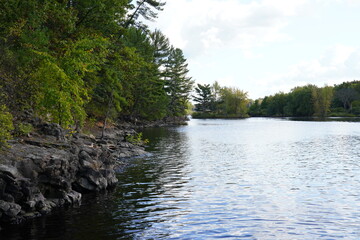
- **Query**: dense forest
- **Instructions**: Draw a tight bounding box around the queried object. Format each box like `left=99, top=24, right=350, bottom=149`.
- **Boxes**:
left=0, top=0, right=194, bottom=147
left=248, top=80, right=360, bottom=118
left=192, top=80, right=360, bottom=119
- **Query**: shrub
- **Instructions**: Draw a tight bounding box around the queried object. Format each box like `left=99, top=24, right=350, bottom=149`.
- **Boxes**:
left=13, top=122, right=33, bottom=137
left=126, top=132, right=149, bottom=145
left=0, top=105, right=14, bottom=148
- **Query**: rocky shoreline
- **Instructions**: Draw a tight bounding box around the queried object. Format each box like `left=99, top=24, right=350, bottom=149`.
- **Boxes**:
left=0, top=122, right=148, bottom=228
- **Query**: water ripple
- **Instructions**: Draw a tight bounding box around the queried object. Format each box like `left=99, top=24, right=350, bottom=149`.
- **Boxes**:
left=3, top=118, right=360, bottom=240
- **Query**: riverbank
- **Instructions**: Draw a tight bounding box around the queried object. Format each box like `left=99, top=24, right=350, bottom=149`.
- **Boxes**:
left=0, top=116, right=188, bottom=228
left=0, top=122, right=147, bottom=228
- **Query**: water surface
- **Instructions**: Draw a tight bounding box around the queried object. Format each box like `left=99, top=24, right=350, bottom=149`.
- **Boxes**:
left=2, top=118, right=360, bottom=239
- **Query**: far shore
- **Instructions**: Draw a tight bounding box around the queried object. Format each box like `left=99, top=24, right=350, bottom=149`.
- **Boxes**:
left=191, top=114, right=360, bottom=122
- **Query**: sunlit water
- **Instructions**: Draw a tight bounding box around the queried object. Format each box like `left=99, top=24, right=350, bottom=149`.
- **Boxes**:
left=2, top=118, right=360, bottom=239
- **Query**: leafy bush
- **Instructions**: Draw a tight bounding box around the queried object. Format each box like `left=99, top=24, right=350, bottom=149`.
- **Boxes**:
left=13, top=122, right=33, bottom=137
left=126, top=132, right=149, bottom=145
left=0, top=105, right=14, bottom=148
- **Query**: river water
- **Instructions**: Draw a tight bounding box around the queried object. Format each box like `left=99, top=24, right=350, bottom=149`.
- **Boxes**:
left=2, top=118, right=360, bottom=239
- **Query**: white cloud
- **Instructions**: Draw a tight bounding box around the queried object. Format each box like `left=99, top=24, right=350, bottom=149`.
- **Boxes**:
left=150, top=0, right=360, bottom=99
left=216, top=76, right=237, bottom=88
left=154, top=0, right=310, bottom=58
left=256, top=45, right=360, bottom=97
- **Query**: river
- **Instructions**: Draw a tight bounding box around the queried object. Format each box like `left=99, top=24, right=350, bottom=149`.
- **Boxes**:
left=2, top=118, right=360, bottom=239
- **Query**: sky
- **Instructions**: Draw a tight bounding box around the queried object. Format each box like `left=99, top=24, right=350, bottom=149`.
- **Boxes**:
left=149, top=0, right=360, bottom=99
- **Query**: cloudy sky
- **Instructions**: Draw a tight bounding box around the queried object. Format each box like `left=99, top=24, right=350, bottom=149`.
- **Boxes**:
left=150, top=0, right=360, bottom=99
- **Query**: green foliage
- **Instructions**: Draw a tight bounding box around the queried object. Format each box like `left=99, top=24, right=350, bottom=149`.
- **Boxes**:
left=0, top=105, right=14, bottom=148
left=193, top=84, right=214, bottom=112
left=328, top=109, right=356, bottom=117
left=13, top=122, right=33, bottom=137
left=31, top=35, right=109, bottom=127
left=150, top=29, right=171, bottom=66
left=126, top=132, right=149, bottom=145
left=219, top=87, right=249, bottom=117
left=117, top=41, right=168, bottom=120
left=0, top=0, right=192, bottom=129
left=86, top=47, right=129, bottom=121
left=192, top=82, right=249, bottom=118
left=312, top=85, right=334, bottom=117
left=250, top=82, right=360, bottom=118
left=253, top=85, right=316, bottom=117
left=287, top=85, right=315, bottom=117
left=70, top=0, right=128, bottom=35
left=185, top=101, right=194, bottom=115
left=248, top=99, right=262, bottom=116
left=265, top=92, right=288, bottom=116
left=351, top=100, right=360, bottom=114
left=334, top=88, right=359, bottom=111
left=165, top=48, right=194, bottom=116
left=125, top=0, right=166, bottom=28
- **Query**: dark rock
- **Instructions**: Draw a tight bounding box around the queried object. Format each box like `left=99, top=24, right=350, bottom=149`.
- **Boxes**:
left=79, top=150, right=92, bottom=163
left=0, top=200, right=21, bottom=219
left=0, top=165, right=21, bottom=179
left=6, top=203, right=21, bottom=218
left=37, top=123, right=65, bottom=141
left=96, top=139, right=107, bottom=145
left=74, top=177, right=96, bottom=192
left=35, top=200, right=45, bottom=211
left=24, top=200, right=36, bottom=211
left=100, top=169, right=118, bottom=186
left=0, top=200, right=11, bottom=212
left=70, top=145, right=79, bottom=155
left=81, top=146, right=98, bottom=157
left=23, top=211, right=41, bottom=219
left=18, top=160, right=39, bottom=180
left=2, top=193, right=14, bottom=203
left=0, top=120, right=149, bottom=226
left=66, top=190, right=81, bottom=205
left=0, top=178, right=6, bottom=197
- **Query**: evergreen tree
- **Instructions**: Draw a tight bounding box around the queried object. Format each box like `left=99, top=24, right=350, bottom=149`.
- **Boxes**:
left=125, top=0, right=166, bottom=28
left=121, top=28, right=168, bottom=120
left=149, top=29, right=171, bottom=67
left=193, top=84, right=213, bottom=111
left=165, top=48, right=194, bottom=116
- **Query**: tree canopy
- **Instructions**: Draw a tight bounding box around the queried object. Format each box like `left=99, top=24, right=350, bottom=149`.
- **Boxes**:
left=248, top=81, right=360, bottom=118
left=192, top=82, right=249, bottom=118
left=0, top=0, right=195, bottom=146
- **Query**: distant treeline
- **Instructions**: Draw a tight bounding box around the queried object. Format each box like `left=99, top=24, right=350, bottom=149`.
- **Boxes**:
left=0, top=1, right=193, bottom=146
left=192, top=80, right=360, bottom=119
left=248, top=80, right=360, bottom=117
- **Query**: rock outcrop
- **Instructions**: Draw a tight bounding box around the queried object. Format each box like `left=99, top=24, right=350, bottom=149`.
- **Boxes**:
left=119, top=116, right=190, bottom=129
left=0, top=123, right=147, bottom=225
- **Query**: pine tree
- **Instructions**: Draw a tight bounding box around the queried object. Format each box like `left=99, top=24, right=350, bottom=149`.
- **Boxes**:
left=193, top=84, right=213, bottom=112
left=125, top=0, right=166, bottom=28
left=165, top=48, right=194, bottom=116
left=121, top=28, right=168, bottom=120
